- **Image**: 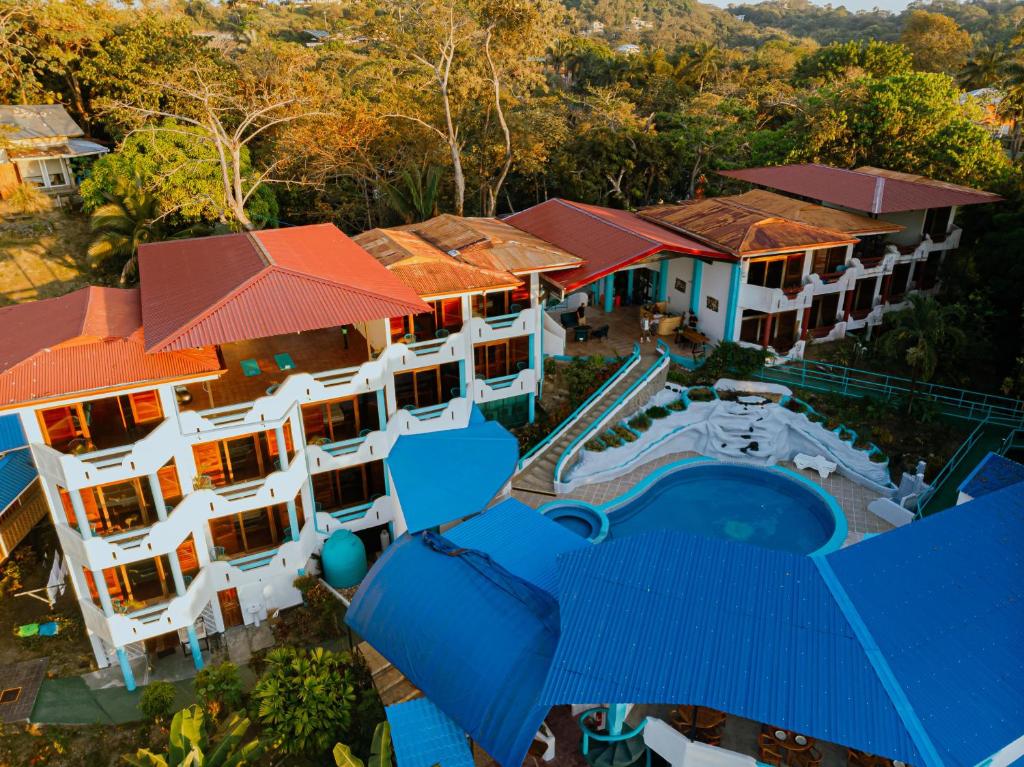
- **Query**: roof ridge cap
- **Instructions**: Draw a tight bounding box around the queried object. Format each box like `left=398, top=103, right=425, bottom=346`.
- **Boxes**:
left=812, top=555, right=944, bottom=767
left=556, top=199, right=657, bottom=246
left=267, top=266, right=430, bottom=312
left=247, top=231, right=274, bottom=266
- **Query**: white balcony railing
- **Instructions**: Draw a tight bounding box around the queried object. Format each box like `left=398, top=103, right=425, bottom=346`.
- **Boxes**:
left=739, top=283, right=814, bottom=314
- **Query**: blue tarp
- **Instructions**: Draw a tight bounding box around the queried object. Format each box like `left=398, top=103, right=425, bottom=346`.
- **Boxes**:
left=957, top=451, right=1024, bottom=500
left=0, top=450, right=37, bottom=514
left=387, top=407, right=518, bottom=533
left=829, top=481, right=1024, bottom=767
left=543, top=531, right=923, bottom=765
left=0, top=414, right=27, bottom=454
left=386, top=698, right=474, bottom=767
left=347, top=501, right=579, bottom=766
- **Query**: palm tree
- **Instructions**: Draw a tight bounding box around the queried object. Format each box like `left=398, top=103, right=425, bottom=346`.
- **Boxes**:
left=123, top=705, right=262, bottom=766
left=679, top=42, right=724, bottom=94
left=383, top=165, right=442, bottom=224
left=959, top=45, right=1011, bottom=89
left=87, top=175, right=163, bottom=285
left=877, top=294, right=966, bottom=413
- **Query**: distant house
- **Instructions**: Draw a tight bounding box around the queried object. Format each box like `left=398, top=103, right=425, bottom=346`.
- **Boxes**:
left=302, top=29, right=331, bottom=47
left=0, top=104, right=107, bottom=199
left=960, top=87, right=1013, bottom=139
left=616, top=43, right=641, bottom=55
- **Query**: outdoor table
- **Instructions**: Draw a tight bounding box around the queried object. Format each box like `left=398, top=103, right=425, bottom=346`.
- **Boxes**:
left=673, top=706, right=726, bottom=743
left=678, top=326, right=710, bottom=356
left=761, top=726, right=817, bottom=766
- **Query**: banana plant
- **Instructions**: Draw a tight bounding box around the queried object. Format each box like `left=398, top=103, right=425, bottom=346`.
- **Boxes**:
left=122, top=704, right=262, bottom=767
left=333, top=722, right=394, bottom=767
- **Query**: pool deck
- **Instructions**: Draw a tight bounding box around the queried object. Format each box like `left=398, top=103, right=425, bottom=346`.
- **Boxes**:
left=512, top=451, right=892, bottom=548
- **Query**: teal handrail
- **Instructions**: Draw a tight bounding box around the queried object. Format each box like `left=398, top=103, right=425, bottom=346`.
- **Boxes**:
left=999, top=428, right=1024, bottom=456
left=517, top=344, right=641, bottom=471
left=577, top=708, right=650, bottom=765
left=753, top=359, right=1024, bottom=426
left=554, top=350, right=669, bottom=486
left=915, top=418, right=989, bottom=518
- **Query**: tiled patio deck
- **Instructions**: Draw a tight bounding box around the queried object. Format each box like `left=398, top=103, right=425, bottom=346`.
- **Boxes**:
left=512, top=450, right=892, bottom=548
left=561, top=305, right=703, bottom=363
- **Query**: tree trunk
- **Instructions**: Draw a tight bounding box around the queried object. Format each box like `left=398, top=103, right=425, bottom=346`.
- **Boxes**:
left=440, top=83, right=464, bottom=216
left=229, top=145, right=254, bottom=230
left=483, top=29, right=512, bottom=217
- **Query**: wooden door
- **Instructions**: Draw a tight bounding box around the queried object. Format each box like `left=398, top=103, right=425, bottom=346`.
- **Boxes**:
left=128, top=391, right=163, bottom=424
left=218, top=588, right=244, bottom=628
left=192, top=442, right=226, bottom=486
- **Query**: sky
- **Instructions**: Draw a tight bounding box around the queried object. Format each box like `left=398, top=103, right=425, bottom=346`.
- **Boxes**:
left=701, top=0, right=910, bottom=12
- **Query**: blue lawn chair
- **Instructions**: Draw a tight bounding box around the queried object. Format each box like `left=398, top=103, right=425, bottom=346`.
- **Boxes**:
left=274, top=353, right=295, bottom=371
left=241, top=359, right=261, bottom=376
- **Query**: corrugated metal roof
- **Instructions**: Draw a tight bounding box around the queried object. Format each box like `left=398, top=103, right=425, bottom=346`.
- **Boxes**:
left=828, top=485, right=1024, bottom=767
left=719, top=164, right=1002, bottom=214
left=730, top=190, right=903, bottom=236
left=0, top=450, right=37, bottom=513
left=641, top=199, right=858, bottom=256
left=346, top=529, right=556, bottom=767
left=0, top=105, right=83, bottom=141
left=506, top=199, right=731, bottom=292
left=958, top=452, right=1024, bottom=499
left=542, top=531, right=923, bottom=764
left=420, top=215, right=583, bottom=274
left=386, top=697, right=475, bottom=767
left=0, top=287, right=221, bottom=407
left=447, top=498, right=588, bottom=597
left=139, top=224, right=430, bottom=352
left=0, top=415, right=26, bottom=454
left=388, top=408, right=519, bottom=533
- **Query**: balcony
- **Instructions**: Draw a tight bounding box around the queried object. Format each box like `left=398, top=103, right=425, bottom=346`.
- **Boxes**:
left=739, top=283, right=813, bottom=314
left=467, top=306, right=537, bottom=342
left=471, top=368, right=537, bottom=405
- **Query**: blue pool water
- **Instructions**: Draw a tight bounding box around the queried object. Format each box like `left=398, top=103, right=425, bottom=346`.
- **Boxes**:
left=546, top=462, right=841, bottom=555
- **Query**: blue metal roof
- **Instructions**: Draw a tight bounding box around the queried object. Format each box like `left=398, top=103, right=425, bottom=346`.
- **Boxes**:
left=0, top=415, right=27, bottom=454
left=347, top=505, right=568, bottom=766
left=447, top=498, right=589, bottom=597
left=386, top=698, right=474, bottom=767
left=0, top=450, right=37, bottom=513
left=828, top=483, right=1024, bottom=767
left=387, top=407, right=519, bottom=533
left=542, top=531, right=922, bottom=765
left=957, top=452, right=1024, bottom=500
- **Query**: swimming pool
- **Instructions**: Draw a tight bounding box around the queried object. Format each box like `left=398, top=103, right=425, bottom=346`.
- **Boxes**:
left=541, top=459, right=846, bottom=556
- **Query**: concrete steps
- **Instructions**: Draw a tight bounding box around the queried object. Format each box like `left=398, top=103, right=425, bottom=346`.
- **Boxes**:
left=513, top=362, right=652, bottom=496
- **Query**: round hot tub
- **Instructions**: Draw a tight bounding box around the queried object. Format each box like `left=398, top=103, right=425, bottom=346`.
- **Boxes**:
left=542, top=505, right=609, bottom=543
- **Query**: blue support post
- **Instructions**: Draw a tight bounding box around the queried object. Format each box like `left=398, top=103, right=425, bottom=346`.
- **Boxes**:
left=116, top=647, right=136, bottom=691
left=626, top=269, right=634, bottom=305
left=528, top=393, right=536, bottom=423
left=690, top=260, right=703, bottom=315
left=186, top=626, right=204, bottom=670
left=725, top=262, right=742, bottom=341
left=603, top=274, right=615, bottom=313
left=658, top=259, right=669, bottom=302
left=457, top=359, right=466, bottom=397
left=608, top=704, right=628, bottom=737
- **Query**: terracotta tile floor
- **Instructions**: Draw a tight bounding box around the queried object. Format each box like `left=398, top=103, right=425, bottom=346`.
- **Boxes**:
left=513, top=450, right=892, bottom=549
left=180, top=326, right=371, bottom=410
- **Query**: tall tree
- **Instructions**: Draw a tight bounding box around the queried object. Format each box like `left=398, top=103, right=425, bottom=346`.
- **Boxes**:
left=101, top=45, right=377, bottom=230
left=959, top=44, right=1011, bottom=89
left=899, top=10, right=972, bottom=74
left=87, top=175, right=163, bottom=286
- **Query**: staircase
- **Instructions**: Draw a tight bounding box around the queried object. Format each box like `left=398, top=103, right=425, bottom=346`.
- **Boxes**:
left=513, top=362, right=654, bottom=496
left=584, top=733, right=649, bottom=767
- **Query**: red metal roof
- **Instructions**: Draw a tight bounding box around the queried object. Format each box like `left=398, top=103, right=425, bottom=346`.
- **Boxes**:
left=0, top=287, right=222, bottom=407
left=504, top=199, right=730, bottom=292
left=718, top=164, right=1002, bottom=214
left=139, top=224, right=431, bottom=352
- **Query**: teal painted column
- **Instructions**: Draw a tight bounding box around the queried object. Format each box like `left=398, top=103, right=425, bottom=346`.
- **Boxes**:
left=457, top=359, right=466, bottom=396
left=116, top=647, right=136, bottom=691
left=168, top=556, right=187, bottom=598
left=607, top=704, right=628, bottom=737
left=725, top=262, right=743, bottom=341
left=626, top=270, right=634, bottom=305
left=286, top=498, right=300, bottom=541
left=376, top=388, right=386, bottom=429
left=690, top=260, right=703, bottom=315
left=186, top=626, right=204, bottom=670
left=658, top=259, right=669, bottom=302
left=603, top=275, right=615, bottom=313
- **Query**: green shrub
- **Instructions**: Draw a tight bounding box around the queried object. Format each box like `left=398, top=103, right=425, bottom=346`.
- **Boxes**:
left=647, top=405, right=670, bottom=419
left=700, top=341, right=768, bottom=382
left=584, top=438, right=606, bottom=452
left=5, top=184, right=51, bottom=215
left=687, top=387, right=715, bottom=402
left=613, top=425, right=637, bottom=442
left=784, top=398, right=807, bottom=414
left=194, top=661, right=243, bottom=719
left=139, top=680, right=178, bottom=721
left=870, top=451, right=888, bottom=463
left=602, top=430, right=624, bottom=447
left=628, top=412, right=652, bottom=431
left=667, top=400, right=686, bottom=411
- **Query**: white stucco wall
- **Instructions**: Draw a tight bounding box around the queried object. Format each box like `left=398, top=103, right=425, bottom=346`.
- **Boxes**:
left=881, top=210, right=927, bottom=246
left=696, top=260, right=733, bottom=342
left=665, top=257, right=695, bottom=315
